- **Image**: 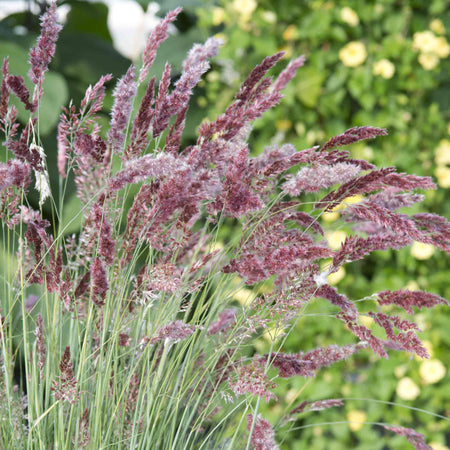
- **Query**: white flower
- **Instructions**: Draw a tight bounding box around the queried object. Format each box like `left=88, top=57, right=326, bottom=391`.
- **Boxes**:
left=396, top=377, right=420, bottom=400
left=373, top=59, right=395, bottom=79
left=435, top=139, right=450, bottom=165
left=413, top=31, right=438, bottom=53
left=410, top=241, right=435, bottom=260
left=347, top=410, right=366, bottom=431
left=341, top=7, right=359, bottom=27
left=418, top=52, right=440, bottom=70
left=419, top=359, right=446, bottom=384
left=339, top=41, right=367, bottom=67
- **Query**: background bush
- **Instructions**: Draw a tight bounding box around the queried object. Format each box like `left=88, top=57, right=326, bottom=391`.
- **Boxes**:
left=0, top=1, right=448, bottom=448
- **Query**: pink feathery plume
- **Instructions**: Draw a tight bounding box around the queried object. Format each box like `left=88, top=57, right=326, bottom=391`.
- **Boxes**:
left=80, top=74, right=113, bottom=116
left=377, top=290, right=449, bottom=314
left=322, top=126, right=387, bottom=151
left=126, top=76, right=155, bottom=159
left=151, top=320, right=196, bottom=344
left=139, top=8, right=182, bottom=83
left=153, top=37, right=222, bottom=137
left=108, top=65, right=137, bottom=153
left=91, top=258, right=108, bottom=306
left=246, top=415, right=279, bottom=450
left=283, top=162, right=361, bottom=195
left=0, top=159, right=31, bottom=190
left=317, top=168, right=436, bottom=211
left=28, top=2, right=62, bottom=102
left=51, top=346, right=79, bottom=404
left=229, top=361, right=276, bottom=402
left=384, top=426, right=431, bottom=450
left=0, top=57, right=10, bottom=121
left=109, top=153, right=181, bottom=191
left=6, top=75, right=36, bottom=112
left=289, top=399, right=343, bottom=415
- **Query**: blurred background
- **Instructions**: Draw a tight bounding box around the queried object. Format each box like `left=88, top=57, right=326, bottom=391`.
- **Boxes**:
left=0, top=0, right=448, bottom=448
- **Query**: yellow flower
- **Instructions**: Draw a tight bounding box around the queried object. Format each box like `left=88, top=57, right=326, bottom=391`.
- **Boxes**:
left=262, top=11, right=277, bottom=24
left=278, top=45, right=293, bottom=59
left=420, top=359, right=446, bottom=384
left=435, top=166, right=450, bottom=188
left=418, top=52, right=440, bottom=70
left=373, top=59, right=395, bottom=79
left=404, top=280, right=420, bottom=291
left=429, top=19, right=445, bottom=35
left=212, top=7, right=226, bottom=26
left=232, top=0, right=256, bottom=17
left=328, top=266, right=345, bottom=285
left=339, top=41, right=367, bottom=67
left=430, top=442, right=449, bottom=450
left=332, top=194, right=364, bottom=212
left=325, top=230, right=347, bottom=251
left=347, top=410, right=367, bottom=431
left=275, top=119, right=292, bottom=131
left=214, top=32, right=227, bottom=44
left=233, top=287, right=256, bottom=306
left=321, top=211, right=340, bottom=223
left=410, top=241, right=435, bottom=260
left=435, top=36, right=450, bottom=58
left=413, top=31, right=438, bottom=53
left=396, top=377, right=420, bottom=400
left=394, top=365, right=408, bottom=378
left=359, top=315, right=374, bottom=328
left=435, top=139, right=450, bottom=165
left=282, top=25, right=298, bottom=41
left=341, top=7, right=359, bottom=26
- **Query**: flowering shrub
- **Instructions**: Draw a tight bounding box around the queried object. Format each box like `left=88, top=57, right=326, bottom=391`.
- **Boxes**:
left=0, top=4, right=449, bottom=449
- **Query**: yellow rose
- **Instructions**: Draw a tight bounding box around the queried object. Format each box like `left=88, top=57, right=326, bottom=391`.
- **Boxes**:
left=429, top=19, right=445, bottom=35
left=347, top=410, right=367, bottom=431
left=419, top=359, right=446, bottom=384
left=435, top=166, right=450, bottom=188
left=232, top=287, right=255, bottom=306
left=435, top=37, right=450, bottom=58
left=410, top=241, right=435, bottom=260
left=394, top=365, right=408, bottom=378
left=418, top=52, right=440, bottom=70
left=435, top=139, right=450, bottom=165
left=232, top=0, right=256, bottom=17
left=359, top=315, right=374, bottom=328
left=328, top=266, right=345, bottom=285
left=262, top=11, right=277, bottom=24
left=396, top=377, right=420, bottom=400
left=341, top=7, right=359, bottom=27
left=339, top=42, right=367, bottom=67
left=321, top=211, right=340, bottom=223
left=404, top=280, right=420, bottom=291
left=373, top=59, right=395, bottom=79
left=325, top=230, right=347, bottom=250
left=275, top=119, right=292, bottom=131
left=413, top=31, right=438, bottom=53
left=212, top=7, right=226, bottom=26
left=430, top=442, right=449, bottom=450
left=282, top=25, right=298, bottom=41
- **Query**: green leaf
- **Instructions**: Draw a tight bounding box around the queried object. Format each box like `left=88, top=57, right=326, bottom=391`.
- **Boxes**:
left=0, top=41, right=29, bottom=78
left=56, top=33, right=130, bottom=84
left=35, top=72, right=69, bottom=135
left=63, top=1, right=112, bottom=43
left=153, top=0, right=203, bottom=14
left=295, top=66, right=325, bottom=108
left=60, top=194, right=83, bottom=236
